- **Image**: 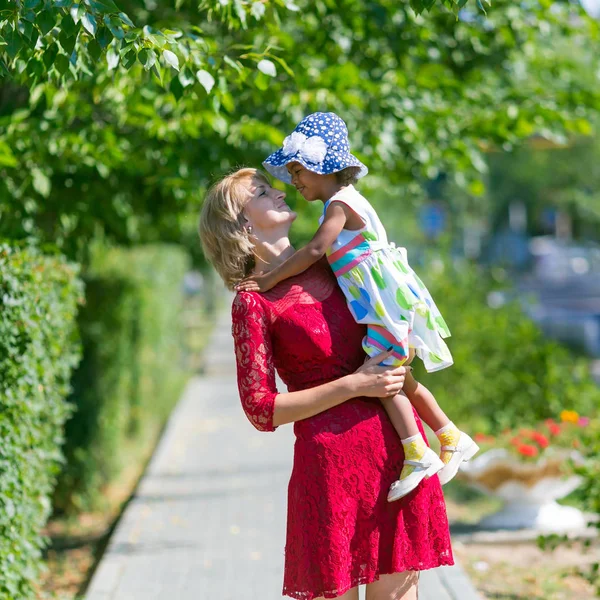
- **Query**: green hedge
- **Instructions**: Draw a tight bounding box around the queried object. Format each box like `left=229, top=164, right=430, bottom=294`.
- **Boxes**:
left=54, top=244, right=189, bottom=512
left=414, top=261, right=600, bottom=433
left=0, top=245, right=82, bottom=600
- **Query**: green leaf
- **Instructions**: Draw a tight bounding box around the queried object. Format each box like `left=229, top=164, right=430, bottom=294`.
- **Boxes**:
left=26, top=55, right=44, bottom=78
left=96, top=26, right=113, bottom=48
left=178, top=67, right=195, bottom=88
left=106, top=46, right=119, bottom=69
left=0, top=142, right=18, bottom=167
left=43, top=42, right=59, bottom=69
left=81, top=13, right=98, bottom=37
left=87, top=38, right=102, bottom=62
left=18, top=20, right=34, bottom=41
left=31, top=168, right=51, bottom=196
left=60, top=14, right=77, bottom=38
left=223, top=55, right=243, bottom=73
left=196, top=69, right=215, bottom=93
left=55, top=53, right=70, bottom=74
left=169, top=75, right=184, bottom=100
left=89, top=0, right=120, bottom=13
left=162, top=49, right=179, bottom=71
left=5, top=29, right=23, bottom=59
left=104, top=15, right=124, bottom=39
left=138, top=48, right=156, bottom=70
left=121, top=48, right=137, bottom=69
left=251, top=2, right=266, bottom=19
left=37, top=9, right=57, bottom=35
left=59, top=30, right=77, bottom=55
left=271, top=55, right=294, bottom=77
left=257, top=59, right=276, bottom=77
left=24, top=0, right=41, bottom=8
left=118, top=12, right=135, bottom=27
left=151, top=64, right=164, bottom=87
left=254, top=70, right=270, bottom=91
left=70, top=4, right=84, bottom=24
left=234, top=0, right=247, bottom=28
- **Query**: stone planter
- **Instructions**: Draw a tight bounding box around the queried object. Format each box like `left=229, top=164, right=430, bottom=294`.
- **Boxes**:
left=458, top=449, right=585, bottom=531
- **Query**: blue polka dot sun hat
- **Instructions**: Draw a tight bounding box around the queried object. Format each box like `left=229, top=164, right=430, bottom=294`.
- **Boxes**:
left=263, top=112, right=368, bottom=184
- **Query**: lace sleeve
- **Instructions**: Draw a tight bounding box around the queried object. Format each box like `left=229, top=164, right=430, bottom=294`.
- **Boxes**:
left=231, top=292, right=278, bottom=432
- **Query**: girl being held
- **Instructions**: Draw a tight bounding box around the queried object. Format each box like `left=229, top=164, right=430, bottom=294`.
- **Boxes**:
left=236, top=112, right=479, bottom=500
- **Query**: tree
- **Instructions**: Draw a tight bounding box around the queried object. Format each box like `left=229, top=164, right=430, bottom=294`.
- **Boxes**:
left=0, top=0, right=494, bottom=88
left=1, top=0, right=599, bottom=260
left=0, top=0, right=294, bottom=86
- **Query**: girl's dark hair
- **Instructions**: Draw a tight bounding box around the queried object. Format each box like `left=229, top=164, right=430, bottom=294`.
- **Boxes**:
left=335, top=167, right=362, bottom=186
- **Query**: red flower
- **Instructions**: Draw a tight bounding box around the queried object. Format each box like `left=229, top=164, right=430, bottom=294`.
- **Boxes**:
left=510, top=436, right=522, bottom=447
left=531, top=432, right=550, bottom=448
left=517, top=444, right=539, bottom=457
left=546, top=422, right=562, bottom=436
left=474, top=433, right=487, bottom=442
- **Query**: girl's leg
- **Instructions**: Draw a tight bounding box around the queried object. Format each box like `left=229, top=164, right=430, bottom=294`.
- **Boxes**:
left=403, top=369, right=479, bottom=484
left=402, top=370, right=449, bottom=432
left=365, top=571, right=419, bottom=600
left=382, top=391, right=443, bottom=501
left=313, top=586, right=360, bottom=600
left=380, top=391, right=420, bottom=439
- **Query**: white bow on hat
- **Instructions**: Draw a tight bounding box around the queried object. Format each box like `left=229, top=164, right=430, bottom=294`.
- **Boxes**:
left=282, top=131, right=328, bottom=164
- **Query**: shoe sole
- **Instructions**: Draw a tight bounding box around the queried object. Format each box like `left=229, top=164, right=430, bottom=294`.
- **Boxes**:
left=387, top=458, right=444, bottom=502
left=438, top=441, right=480, bottom=486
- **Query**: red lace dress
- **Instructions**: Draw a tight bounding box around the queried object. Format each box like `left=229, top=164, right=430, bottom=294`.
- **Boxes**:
left=231, top=261, right=453, bottom=599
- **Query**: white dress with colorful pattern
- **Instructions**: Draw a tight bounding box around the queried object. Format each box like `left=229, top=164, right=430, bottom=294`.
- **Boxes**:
left=320, top=185, right=453, bottom=372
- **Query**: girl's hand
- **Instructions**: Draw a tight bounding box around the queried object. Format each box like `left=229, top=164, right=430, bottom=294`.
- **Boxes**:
left=235, top=272, right=275, bottom=293
left=351, top=348, right=408, bottom=398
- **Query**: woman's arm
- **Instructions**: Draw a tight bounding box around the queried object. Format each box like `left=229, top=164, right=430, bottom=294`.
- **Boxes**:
left=272, top=351, right=407, bottom=426
left=235, top=202, right=348, bottom=293
left=231, top=292, right=406, bottom=432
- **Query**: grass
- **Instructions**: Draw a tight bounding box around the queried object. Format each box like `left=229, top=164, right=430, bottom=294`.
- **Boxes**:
left=454, top=541, right=598, bottom=600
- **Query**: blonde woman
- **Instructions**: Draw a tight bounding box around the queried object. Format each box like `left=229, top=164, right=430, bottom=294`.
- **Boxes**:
left=199, top=168, right=453, bottom=600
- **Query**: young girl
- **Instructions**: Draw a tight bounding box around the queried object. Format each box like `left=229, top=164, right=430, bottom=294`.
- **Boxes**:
left=235, top=112, right=479, bottom=500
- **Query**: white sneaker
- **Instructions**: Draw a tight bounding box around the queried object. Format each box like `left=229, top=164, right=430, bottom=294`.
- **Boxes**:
left=437, top=432, right=480, bottom=486
left=387, top=447, right=444, bottom=502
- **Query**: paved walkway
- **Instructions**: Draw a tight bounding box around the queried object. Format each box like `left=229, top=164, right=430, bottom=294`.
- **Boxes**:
left=86, top=303, right=481, bottom=600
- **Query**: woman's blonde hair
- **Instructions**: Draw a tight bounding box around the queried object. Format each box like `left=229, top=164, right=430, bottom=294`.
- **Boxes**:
left=199, top=168, right=269, bottom=290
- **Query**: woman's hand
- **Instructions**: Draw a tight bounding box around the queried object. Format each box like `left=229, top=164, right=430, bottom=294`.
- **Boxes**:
left=235, top=272, right=276, bottom=293
left=351, top=349, right=408, bottom=398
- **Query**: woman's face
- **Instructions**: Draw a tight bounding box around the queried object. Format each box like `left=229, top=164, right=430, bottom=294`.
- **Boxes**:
left=243, top=176, right=296, bottom=232
left=287, top=161, right=336, bottom=202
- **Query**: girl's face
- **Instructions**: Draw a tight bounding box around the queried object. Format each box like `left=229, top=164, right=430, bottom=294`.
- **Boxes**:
left=243, top=176, right=296, bottom=232
left=287, top=162, right=336, bottom=202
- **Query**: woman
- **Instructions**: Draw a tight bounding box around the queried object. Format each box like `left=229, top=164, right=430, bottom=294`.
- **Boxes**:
left=199, top=168, right=453, bottom=600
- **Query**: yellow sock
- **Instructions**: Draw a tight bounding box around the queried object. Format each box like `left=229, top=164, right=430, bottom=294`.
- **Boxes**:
left=436, top=422, right=461, bottom=464
left=399, top=434, right=427, bottom=479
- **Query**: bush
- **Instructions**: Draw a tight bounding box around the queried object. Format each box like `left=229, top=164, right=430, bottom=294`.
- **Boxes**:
left=0, top=245, right=82, bottom=600
left=54, top=244, right=190, bottom=512
left=413, top=261, right=600, bottom=434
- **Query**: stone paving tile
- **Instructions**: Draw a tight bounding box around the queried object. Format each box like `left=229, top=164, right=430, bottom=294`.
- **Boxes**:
left=86, top=305, right=480, bottom=600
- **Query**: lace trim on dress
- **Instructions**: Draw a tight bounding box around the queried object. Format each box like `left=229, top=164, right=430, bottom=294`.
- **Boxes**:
left=231, top=292, right=278, bottom=432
